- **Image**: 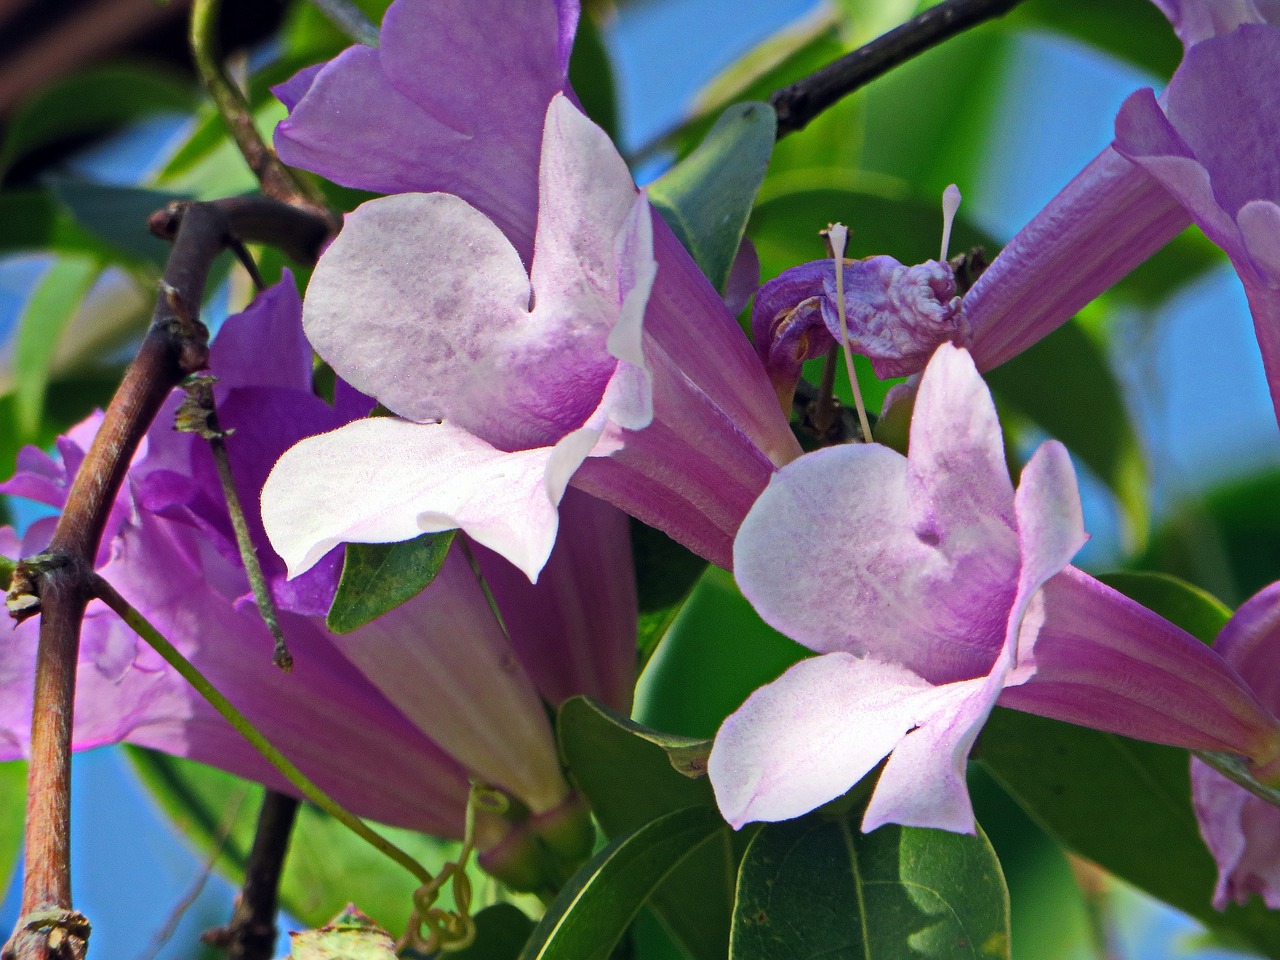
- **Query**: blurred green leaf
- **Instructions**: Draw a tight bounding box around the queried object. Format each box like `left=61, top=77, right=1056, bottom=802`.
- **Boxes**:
left=731, top=814, right=1009, bottom=960
left=0, top=64, right=194, bottom=178
left=519, top=806, right=724, bottom=960
left=1007, top=0, right=1181, bottom=80
left=568, top=12, right=619, bottom=143
left=1097, top=571, right=1230, bottom=645
left=635, top=567, right=805, bottom=740
left=0, top=189, right=117, bottom=259
left=980, top=711, right=1280, bottom=958
left=649, top=102, right=776, bottom=294
left=126, top=748, right=464, bottom=936
left=1138, top=471, right=1280, bottom=608
left=448, top=904, right=535, bottom=960
left=987, top=319, right=1149, bottom=549
left=0, top=761, right=25, bottom=898
left=558, top=697, right=729, bottom=960
left=631, top=520, right=707, bottom=664
left=49, top=179, right=192, bottom=268
left=14, top=256, right=101, bottom=440
left=327, top=532, right=456, bottom=634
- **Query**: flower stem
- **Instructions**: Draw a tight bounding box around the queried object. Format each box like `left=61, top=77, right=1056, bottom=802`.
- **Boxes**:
left=89, top=573, right=434, bottom=886
left=189, top=0, right=331, bottom=214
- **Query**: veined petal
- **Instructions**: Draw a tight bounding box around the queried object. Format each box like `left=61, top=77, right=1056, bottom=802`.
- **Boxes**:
left=473, top=488, right=638, bottom=712
left=1000, top=568, right=1279, bottom=758
left=710, top=653, right=937, bottom=828
left=1150, top=0, right=1271, bottom=46
left=333, top=549, right=569, bottom=814
left=262, top=419, right=568, bottom=583
left=303, top=192, right=531, bottom=428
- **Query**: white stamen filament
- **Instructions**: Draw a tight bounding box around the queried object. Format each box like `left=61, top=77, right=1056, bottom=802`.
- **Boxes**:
left=825, top=223, right=873, bottom=444
left=940, top=183, right=962, bottom=262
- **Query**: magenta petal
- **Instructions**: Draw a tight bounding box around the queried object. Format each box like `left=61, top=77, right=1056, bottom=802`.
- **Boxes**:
left=275, top=0, right=575, bottom=260
left=1000, top=568, right=1278, bottom=757
left=710, top=653, right=937, bottom=828
left=332, top=549, right=569, bottom=814
left=474, top=488, right=637, bottom=712
left=962, top=146, right=1190, bottom=372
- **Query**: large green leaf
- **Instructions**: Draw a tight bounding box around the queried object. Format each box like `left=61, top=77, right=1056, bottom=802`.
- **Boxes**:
left=14, top=256, right=101, bottom=440
left=557, top=697, right=729, bottom=960
left=49, top=180, right=192, bottom=269
left=979, top=712, right=1280, bottom=957
left=649, top=102, right=776, bottom=294
left=987, top=318, right=1148, bottom=549
left=731, top=814, right=1010, bottom=960
left=126, top=748, right=465, bottom=936
left=0, top=64, right=194, bottom=178
left=0, top=761, right=25, bottom=899
left=0, top=189, right=116, bottom=259
left=631, top=520, right=708, bottom=664
left=449, top=904, right=536, bottom=960
left=519, top=806, right=725, bottom=960
left=327, top=531, right=456, bottom=634
left=633, top=564, right=815, bottom=741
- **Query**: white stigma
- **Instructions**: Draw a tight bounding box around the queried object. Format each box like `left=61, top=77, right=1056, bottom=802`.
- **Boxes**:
left=940, top=183, right=962, bottom=262
left=823, top=223, right=872, bottom=445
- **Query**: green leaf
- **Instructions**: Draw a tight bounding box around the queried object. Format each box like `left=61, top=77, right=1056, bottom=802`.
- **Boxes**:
left=49, top=179, right=192, bottom=268
left=1006, top=0, right=1181, bottom=80
left=557, top=697, right=728, bottom=960
left=0, top=761, right=26, bottom=899
left=0, top=64, right=194, bottom=177
left=448, top=904, right=536, bottom=960
left=648, top=102, right=777, bottom=293
left=0, top=188, right=116, bottom=259
left=126, top=748, right=465, bottom=936
left=635, top=567, right=808, bottom=740
left=979, top=711, right=1280, bottom=957
left=290, top=907, right=396, bottom=960
left=987, top=318, right=1148, bottom=549
left=14, top=256, right=101, bottom=440
left=1097, top=571, right=1230, bottom=645
left=519, top=806, right=725, bottom=960
left=327, top=532, right=456, bottom=633
left=731, top=814, right=1010, bottom=960
left=567, top=12, right=619, bottom=143
left=631, top=519, right=708, bottom=664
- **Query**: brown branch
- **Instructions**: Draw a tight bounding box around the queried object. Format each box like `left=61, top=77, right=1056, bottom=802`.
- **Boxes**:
left=3, top=195, right=334, bottom=960
left=770, top=0, right=1027, bottom=139
left=201, top=791, right=300, bottom=960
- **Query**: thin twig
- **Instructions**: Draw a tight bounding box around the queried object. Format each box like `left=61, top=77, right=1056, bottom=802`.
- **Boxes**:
left=89, top=574, right=434, bottom=886
left=176, top=375, right=292, bottom=670
left=771, top=0, right=1027, bottom=138
left=308, top=0, right=380, bottom=46
left=189, top=0, right=332, bottom=215
left=2, top=195, right=334, bottom=960
left=202, top=791, right=300, bottom=960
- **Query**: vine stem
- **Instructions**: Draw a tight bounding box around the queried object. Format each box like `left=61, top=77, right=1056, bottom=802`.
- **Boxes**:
left=2, top=195, right=332, bottom=960
left=90, top=574, right=434, bottom=886
left=189, top=0, right=333, bottom=217
left=770, top=0, right=1028, bottom=138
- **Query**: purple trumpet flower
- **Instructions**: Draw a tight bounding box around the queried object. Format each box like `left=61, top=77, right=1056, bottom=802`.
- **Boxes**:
left=1192, top=582, right=1280, bottom=910
left=264, top=0, right=801, bottom=580
left=709, top=343, right=1280, bottom=834
left=962, top=0, right=1280, bottom=376
left=1, top=277, right=637, bottom=855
